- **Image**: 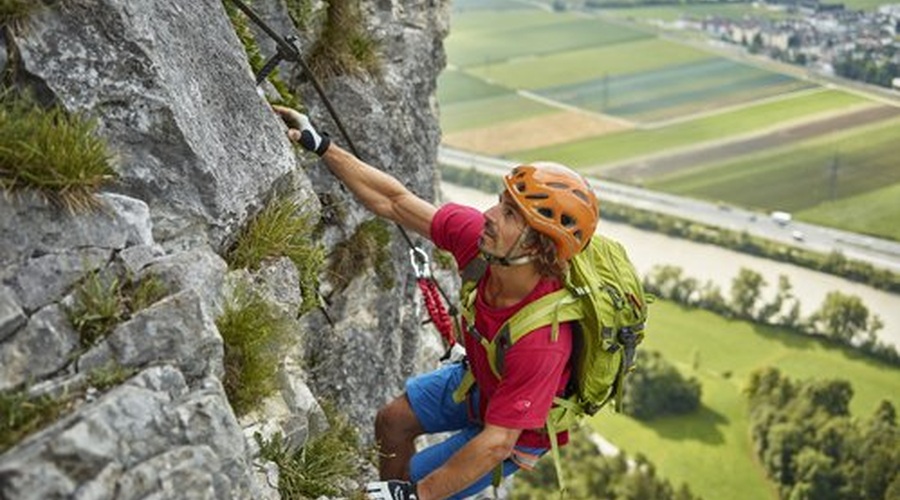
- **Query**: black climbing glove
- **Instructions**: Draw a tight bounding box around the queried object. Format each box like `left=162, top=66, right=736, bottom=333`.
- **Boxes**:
left=365, top=480, right=418, bottom=500
left=273, top=105, right=331, bottom=156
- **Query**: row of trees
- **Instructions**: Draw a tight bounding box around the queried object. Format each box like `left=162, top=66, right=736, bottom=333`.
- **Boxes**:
left=746, top=367, right=899, bottom=499
left=643, top=264, right=899, bottom=365
left=512, top=426, right=700, bottom=500
left=833, top=54, right=900, bottom=89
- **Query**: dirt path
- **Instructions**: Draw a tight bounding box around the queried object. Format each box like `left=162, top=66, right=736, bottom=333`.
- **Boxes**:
left=591, top=105, right=900, bottom=182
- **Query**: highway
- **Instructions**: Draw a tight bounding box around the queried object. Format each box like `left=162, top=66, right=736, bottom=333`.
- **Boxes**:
left=438, top=146, right=900, bottom=274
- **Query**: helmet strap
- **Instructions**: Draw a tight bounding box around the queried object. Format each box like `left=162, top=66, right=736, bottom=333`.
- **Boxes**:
left=481, top=252, right=535, bottom=267
left=482, top=226, right=535, bottom=267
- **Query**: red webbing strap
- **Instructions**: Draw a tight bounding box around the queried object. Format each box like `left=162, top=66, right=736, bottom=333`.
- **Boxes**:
left=416, top=277, right=455, bottom=347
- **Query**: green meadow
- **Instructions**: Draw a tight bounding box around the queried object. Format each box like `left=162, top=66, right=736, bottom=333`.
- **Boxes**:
left=447, top=12, right=649, bottom=68
left=591, top=301, right=900, bottom=500
left=466, top=38, right=710, bottom=91
left=513, top=89, right=869, bottom=167
left=648, top=117, right=900, bottom=239
left=599, top=3, right=790, bottom=21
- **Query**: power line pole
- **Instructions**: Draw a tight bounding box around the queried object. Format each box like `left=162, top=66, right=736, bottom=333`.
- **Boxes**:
left=829, top=151, right=839, bottom=201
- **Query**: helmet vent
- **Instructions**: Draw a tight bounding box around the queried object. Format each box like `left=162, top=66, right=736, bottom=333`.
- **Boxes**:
left=547, top=182, right=569, bottom=190
left=515, top=182, right=527, bottom=192
left=573, top=189, right=591, bottom=203
left=525, top=193, right=549, bottom=200
left=573, top=229, right=583, bottom=241
left=537, top=207, right=554, bottom=219
left=561, top=214, right=576, bottom=227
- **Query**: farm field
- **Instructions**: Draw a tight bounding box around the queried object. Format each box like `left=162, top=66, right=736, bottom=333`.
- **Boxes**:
left=590, top=301, right=900, bottom=500
left=439, top=2, right=900, bottom=241
left=648, top=117, right=900, bottom=240
left=510, top=88, right=871, bottom=166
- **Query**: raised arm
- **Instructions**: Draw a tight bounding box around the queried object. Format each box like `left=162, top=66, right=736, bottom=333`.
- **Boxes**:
left=273, top=105, right=436, bottom=239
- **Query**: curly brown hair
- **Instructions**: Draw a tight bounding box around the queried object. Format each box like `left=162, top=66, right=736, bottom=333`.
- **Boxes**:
left=524, top=228, right=569, bottom=281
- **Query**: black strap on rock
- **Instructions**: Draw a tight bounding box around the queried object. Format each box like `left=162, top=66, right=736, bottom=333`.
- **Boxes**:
left=226, top=0, right=458, bottom=320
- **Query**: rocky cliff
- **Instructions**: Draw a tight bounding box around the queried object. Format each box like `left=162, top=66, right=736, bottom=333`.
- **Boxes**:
left=0, top=0, right=449, bottom=497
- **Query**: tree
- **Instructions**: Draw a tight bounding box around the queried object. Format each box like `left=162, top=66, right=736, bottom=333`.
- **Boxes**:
left=730, top=267, right=766, bottom=319
left=746, top=369, right=899, bottom=499
left=757, top=274, right=793, bottom=324
left=624, top=350, right=702, bottom=420
left=511, top=426, right=701, bottom=500
left=697, top=280, right=729, bottom=316
left=808, top=291, right=877, bottom=344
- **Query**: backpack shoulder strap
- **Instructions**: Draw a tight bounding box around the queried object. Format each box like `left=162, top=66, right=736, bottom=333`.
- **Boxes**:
left=488, top=288, right=583, bottom=378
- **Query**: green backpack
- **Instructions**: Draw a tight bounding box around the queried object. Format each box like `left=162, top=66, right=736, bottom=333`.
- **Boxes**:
left=451, top=234, right=650, bottom=492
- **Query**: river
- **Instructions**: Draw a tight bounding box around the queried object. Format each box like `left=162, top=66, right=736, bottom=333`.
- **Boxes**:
left=440, top=182, right=900, bottom=349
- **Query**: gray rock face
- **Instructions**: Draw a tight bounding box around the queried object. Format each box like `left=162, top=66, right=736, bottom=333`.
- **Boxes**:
left=0, top=305, right=80, bottom=392
left=0, top=366, right=261, bottom=500
left=142, top=246, right=228, bottom=317
left=78, top=289, right=224, bottom=382
left=0, top=285, right=26, bottom=342
left=7, top=0, right=310, bottom=248
left=0, top=192, right=154, bottom=313
left=0, top=0, right=450, bottom=497
left=0, top=192, right=153, bottom=268
left=296, top=0, right=449, bottom=438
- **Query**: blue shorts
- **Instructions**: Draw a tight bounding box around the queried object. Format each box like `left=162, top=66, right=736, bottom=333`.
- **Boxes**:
left=405, top=363, right=546, bottom=499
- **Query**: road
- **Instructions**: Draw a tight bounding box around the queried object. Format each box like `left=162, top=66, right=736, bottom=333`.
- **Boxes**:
left=438, top=146, right=900, bottom=274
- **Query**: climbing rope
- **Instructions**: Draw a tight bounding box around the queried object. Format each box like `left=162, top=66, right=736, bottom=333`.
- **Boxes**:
left=228, top=0, right=461, bottom=345
left=410, top=248, right=456, bottom=349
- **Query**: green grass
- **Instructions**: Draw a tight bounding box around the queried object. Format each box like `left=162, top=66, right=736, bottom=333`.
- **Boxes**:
left=328, top=219, right=394, bottom=292
left=447, top=11, right=650, bottom=68
left=0, top=0, right=42, bottom=26
left=226, top=196, right=324, bottom=315
left=0, top=93, right=116, bottom=211
left=836, top=0, right=900, bottom=10
left=437, top=68, right=511, bottom=105
left=513, top=89, right=867, bottom=167
left=439, top=92, right=558, bottom=133
left=307, top=0, right=381, bottom=80
left=591, top=301, right=899, bottom=500
left=216, top=283, right=293, bottom=417
left=600, top=3, right=791, bottom=22
left=257, top=401, right=369, bottom=500
left=68, top=272, right=168, bottom=348
left=798, top=182, right=900, bottom=241
left=0, top=390, right=69, bottom=454
left=536, top=57, right=814, bottom=122
left=0, top=363, right=135, bottom=453
left=466, top=38, right=712, bottom=90
left=648, top=118, right=900, bottom=235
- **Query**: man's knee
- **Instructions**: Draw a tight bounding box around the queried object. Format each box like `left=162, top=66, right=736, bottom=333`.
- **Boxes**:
left=376, top=394, right=422, bottom=439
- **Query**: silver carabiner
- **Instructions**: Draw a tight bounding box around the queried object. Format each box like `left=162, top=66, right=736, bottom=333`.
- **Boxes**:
left=409, top=247, right=431, bottom=279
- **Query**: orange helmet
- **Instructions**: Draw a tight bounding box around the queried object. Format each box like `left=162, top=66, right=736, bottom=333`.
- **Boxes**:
left=503, top=162, right=599, bottom=261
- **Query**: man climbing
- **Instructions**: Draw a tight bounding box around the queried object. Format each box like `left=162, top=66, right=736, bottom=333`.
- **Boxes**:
left=274, top=106, right=599, bottom=500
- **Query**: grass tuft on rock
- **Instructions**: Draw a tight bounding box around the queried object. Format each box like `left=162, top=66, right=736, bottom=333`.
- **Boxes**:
left=226, top=196, right=324, bottom=315
left=257, top=401, right=369, bottom=499
left=0, top=0, right=42, bottom=27
left=216, top=282, right=293, bottom=416
left=0, top=363, right=137, bottom=454
left=308, top=0, right=381, bottom=80
left=0, top=93, right=116, bottom=212
left=0, top=390, right=68, bottom=454
left=328, top=218, right=393, bottom=292
left=68, top=272, right=168, bottom=348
